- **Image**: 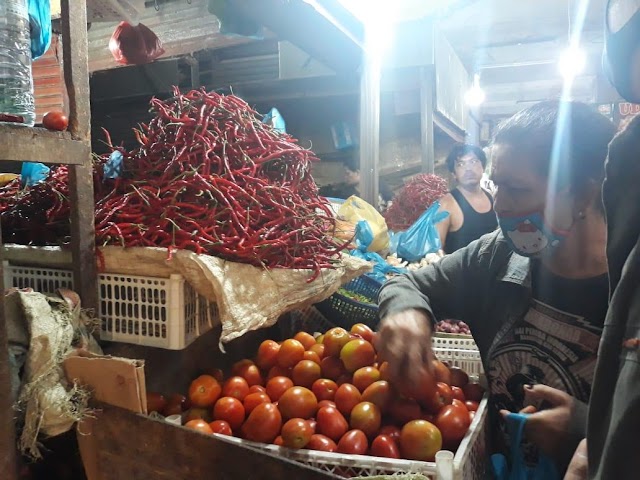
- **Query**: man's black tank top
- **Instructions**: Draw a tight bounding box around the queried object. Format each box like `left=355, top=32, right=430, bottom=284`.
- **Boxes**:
left=444, top=188, right=498, bottom=254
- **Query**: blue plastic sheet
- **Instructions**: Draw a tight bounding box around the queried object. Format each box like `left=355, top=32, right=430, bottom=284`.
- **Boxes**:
left=21, top=162, right=50, bottom=187
left=491, top=413, right=560, bottom=480
left=28, top=0, right=51, bottom=60
left=350, top=221, right=406, bottom=283
left=391, top=201, right=449, bottom=262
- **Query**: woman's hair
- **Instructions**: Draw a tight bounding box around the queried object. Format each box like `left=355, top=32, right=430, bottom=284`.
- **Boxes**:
left=445, top=144, right=488, bottom=172
left=492, top=101, right=616, bottom=203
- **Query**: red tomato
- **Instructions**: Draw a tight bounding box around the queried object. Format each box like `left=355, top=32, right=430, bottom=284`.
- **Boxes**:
left=469, top=411, right=476, bottom=422
left=349, top=402, right=381, bottom=438
left=371, top=434, right=400, bottom=459
left=309, top=343, right=325, bottom=359
left=352, top=366, right=381, bottom=393
left=350, top=323, right=374, bottom=343
left=337, top=429, right=369, bottom=455
left=267, top=365, right=292, bottom=380
left=277, top=339, right=306, bottom=368
left=306, top=434, right=338, bottom=452
left=249, top=385, right=267, bottom=395
left=256, top=340, right=280, bottom=371
left=462, top=382, right=484, bottom=403
left=185, top=419, right=213, bottom=435
left=405, top=369, right=438, bottom=407
left=242, top=403, right=282, bottom=443
left=323, top=328, right=351, bottom=357
left=274, top=435, right=284, bottom=446
left=213, top=397, right=245, bottom=430
left=281, top=418, right=314, bottom=449
left=451, top=386, right=466, bottom=402
left=336, top=373, right=353, bottom=386
left=379, top=425, right=401, bottom=442
left=390, top=398, right=422, bottom=425
left=162, top=393, right=189, bottom=416
left=292, top=360, right=322, bottom=388
left=206, top=368, right=225, bottom=383
left=434, top=404, right=471, bottom=450
left=320, top=356, right=347, bottom=381
left=432, top=359, right=452, bottom=385
left=146, top=392, right=166, bottom=414
left=400, top=420, right=442, bottom=461
left=449, top=367, right=469, bottom=388
left=465, top=400, right=480, bottom=412
left=294, top=332, right=317, bottom=350
left=222, top=376, right=250, bottom=401
left=318, top=400, right=337, bottom=409
left=340, top=339, right=376, bottom=372
left=303, top=350, right=322, bottom=365
left=243, top=392, right=270, bottom=415
left=42, top=111, right=68, bottom=131
left=335, top=384, right=362, bottom=417
left=361, top=381, right=392, bottom=413
left=307, top=418, right=317, bottom=434
left=452, top=399, right=467, bottom=410
left=278, top=386, right=318, bottom=419
left=316, top=406, right=349, bottom=441
left=188, top=375, right=222, bottom=408
left=234, top=361, right=264, bottom=387
left=209, top=420, right=232, bottom=436
left=422, top=382, right=454, bottom=413
left=312, top=378, right=339, bottom=402
left=266, top=376, right=294, bottom=402
left=183, top=407, right=212, bottom=423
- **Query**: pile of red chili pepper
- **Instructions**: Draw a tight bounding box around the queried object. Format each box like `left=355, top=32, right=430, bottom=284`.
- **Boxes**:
left=384, top=174, right=449, bottom=231
left=0, top=88, right=349, bottom=281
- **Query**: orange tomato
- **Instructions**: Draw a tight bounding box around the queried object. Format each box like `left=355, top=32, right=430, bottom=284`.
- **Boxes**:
left=185, top=419, right=213, bottom=435
left=379, top=361, right=391, bottom=381
left=400, top=420, right=442, bottom=461
left=292, top=360, right=322, bottom=388
left=352, top=366, right=381, bottom=392
left=278, top=386, right=318, bottom=420
left=242, top=402, right=282, bottom=444
left=308, top=343, right=325, bottom=359
left=339, top=339, right=376, bottom=372
left=349, top=402, right=381, bottom=438
left=294, top=332, right=317, bottom=350
left=320, top=356, right=346, bottom=381
left=323, top=328, right=351, bottom=357
left=277, top=339, right=306, bottom=368
left=311, top=378, right=339, bottom=402
left=267, top=365, right=292, bottom=380
left=266, top=376, right=294, bottom=402
left=361, top=380, right=393, bottom=413
left=334, top=383, right=362, bottom=417
left=302, top=350, right=322, bottom=365
left=350, top=323, right=374, bottom=343
left=222, top=376, right=250, bottom=401
left=243, top=392, right=271, bottom=415
left=256, top=340, right=281, bottom=371
left=213, top=396, right=245, bottom=430
left=281, top=418, right=314, bottom=449
left=188, top=375, right=222, bottom=408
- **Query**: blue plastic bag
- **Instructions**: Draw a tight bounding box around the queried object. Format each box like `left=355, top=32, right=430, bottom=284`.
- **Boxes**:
left=392, top=201, right=449, bottom=262
left=350, top=221, right=406, bottom=283
left=103, top=151, right=124, bottom=179
left=28, top=0, right=51, bottom=60
left=21, top=162, right=50, bottom=187
left=491, top=413, right=560, bottom=480
left=263, top=107, right=286, bottom=134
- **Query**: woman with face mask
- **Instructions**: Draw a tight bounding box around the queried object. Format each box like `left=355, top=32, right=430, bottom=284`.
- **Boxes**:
left=375, top=100, right=615, bottom=474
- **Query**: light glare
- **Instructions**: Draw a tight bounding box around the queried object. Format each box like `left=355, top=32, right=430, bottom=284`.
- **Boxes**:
left=558, top=46, right=586, bottom=81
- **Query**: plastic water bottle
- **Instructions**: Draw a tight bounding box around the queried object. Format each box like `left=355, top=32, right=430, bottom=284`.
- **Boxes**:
left=0, top=0, right=35, bottom=126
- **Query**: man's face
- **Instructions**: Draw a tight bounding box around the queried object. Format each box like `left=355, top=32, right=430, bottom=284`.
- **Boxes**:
left=345, top=167, right=360, bottom=185
left=453, top=153, right=484, bottom=187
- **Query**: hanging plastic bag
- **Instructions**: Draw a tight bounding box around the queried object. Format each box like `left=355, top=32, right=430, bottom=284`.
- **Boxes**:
left=350, top=221, right=406, bottom=283
left=337, top=196, right=389, bottom=253
left=28, top=0, right=51, bottom=60
left=21, top=162, right=50, bottom=187
left=491, top=413, right=560, bottom=480
left=392, top=201, right=448, bottom=262
left=109, top=22, right=165, bottom=66
left=263, top=107, right=286, bottom=134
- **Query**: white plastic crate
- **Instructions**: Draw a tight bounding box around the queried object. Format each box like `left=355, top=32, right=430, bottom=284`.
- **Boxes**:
left=3, top=263, right=216, bottom=350
left=433, top=334, right=483, bottom=376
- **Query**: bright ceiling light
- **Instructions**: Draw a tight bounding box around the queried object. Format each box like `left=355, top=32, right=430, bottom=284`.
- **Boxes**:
left=464, top=74, right=485, bottom=107
left=558, top=46, right=586, bottom=81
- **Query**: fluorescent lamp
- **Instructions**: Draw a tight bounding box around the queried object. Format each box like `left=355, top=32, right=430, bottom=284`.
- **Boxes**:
left=464, top=74, right=485, bottom=107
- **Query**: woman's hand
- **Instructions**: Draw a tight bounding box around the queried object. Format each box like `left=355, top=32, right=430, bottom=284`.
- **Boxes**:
left=375, top=309, right=433, bottom=385
left=564, top=439, right=588, bottom=480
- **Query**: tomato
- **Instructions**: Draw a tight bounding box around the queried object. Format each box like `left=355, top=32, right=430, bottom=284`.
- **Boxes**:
left=274, top=435, right=284, bottom=446
left=277, top=339, right=306, bottom=368
left=422, top=383, right=454, bottom=413
left=266, top=376, right=294, bottom=402
left=452, top=399, right=467, bottom=410
left=462, top=382, right=484, bottom=403
left=451, top=386, right=466, bottom=402
left=242, top=402, right=282, bottom=443
left=213, top=397, right=245, bottom=430
left=434, top=404, right=471, bottom=450
left=350, top=323, right=374, bottom=343
left=349, top=402, right=381, bottom=438
left=465, top=400, right=479, bottom=412
left=307, top=434, right=338, bottom=452
left=249, top=385, right=267, bottom=395
left=188, top=375, right=222, bottom=408
left=256, top=340, right=280, bottom=371
left=400, top=420, right=442, bottom=461
left=267, top=365, right=292, bottom=380
left=379, top=362, right=391, bottom=381
left=146, top=392, right=167, bottom=414
left=421, top=412, right=435, bottom=423
left=162, top=393, right=189, bottom=416
left=281, top=418, right=314, bottom=449
left=183, top=407, right=212, bottom=423
left=316, top=334, right=325, bottom=344
left=320, top=356, right=346, bottom=381
left=222, top=376, right=250, bottom=401
left=340, top=339, right=376, bottom=372
left=352, top=366, right=381, bottom=393
left=312, top=378, right=338, bottom=402
left=371, top=434, right=400, bottom=459
left=318, top=400, right=337, bottom=409
left=404, top=369, right=437, bottom=407
left=303, top=350, right=322, bottom=365
left=42, top=111, right=68, bottom=131
left=292, top=360, right=322, bottom=388
left=278, top=386, right=318, bottom=419
left=337, top=429, right=368, bottom=455
left=206, top=368, right=225, bottom=383
left=437, top=383, right=454, bottom=405
left=432, top=359, right=452, bottom=385
left=334, top=383, right=362, bottom=417
left=361, top=381, right=392, bottom=413
left=234, top=361, right=264, bottom=387
left=323, top=327, right=351, bottom=357
left=316, top=406, right=349, bottom=441
left=243, top=392, right=270, bottom=415
left=294, top=332, right=317, bottom=350
left=336, top=373, right=353, bottom=386
left=209, top=420, right=232, bottom=436
left=185, top=419, right=213, bottom=435
left=379, top=425, right=401, bottom=442
left=448, top=367, right=469, bottom=388
left=390, top=398, right=422, bottom=425
left=469, top=411, right=476, bottom=422
left=309, top=343, right=325, bottom=359
left=307, top=418, right=317, bottom=434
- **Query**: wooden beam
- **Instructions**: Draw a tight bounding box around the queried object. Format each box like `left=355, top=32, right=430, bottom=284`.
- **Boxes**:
left=0, top=124, right=90, bottom=164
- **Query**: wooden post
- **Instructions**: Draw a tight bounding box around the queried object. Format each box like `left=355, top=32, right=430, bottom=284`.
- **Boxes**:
left=420, top=66, right=435, bottom=174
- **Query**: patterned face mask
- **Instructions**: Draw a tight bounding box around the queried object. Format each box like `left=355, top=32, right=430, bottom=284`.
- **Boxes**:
left=497, top=211, right=571, bottom=258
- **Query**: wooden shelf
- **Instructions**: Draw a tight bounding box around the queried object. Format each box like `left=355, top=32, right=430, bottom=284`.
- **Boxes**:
left=0, top=124, right=90, bottom=164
